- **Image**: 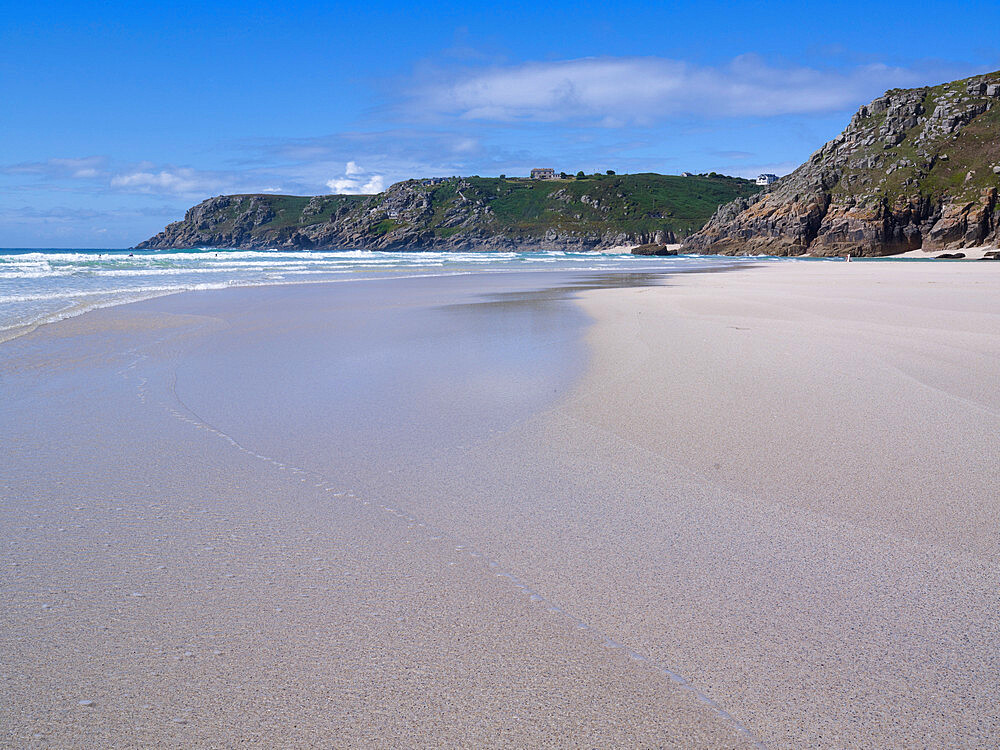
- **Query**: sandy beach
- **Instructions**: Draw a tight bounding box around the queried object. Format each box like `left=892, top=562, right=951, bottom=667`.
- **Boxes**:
left=2, top=261, right=999, bottom=748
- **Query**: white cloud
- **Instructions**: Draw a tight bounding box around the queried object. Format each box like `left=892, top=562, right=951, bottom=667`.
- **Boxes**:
left=326, top=162, right=385, bottom=194
left=411, top=55, right=964, bottom=124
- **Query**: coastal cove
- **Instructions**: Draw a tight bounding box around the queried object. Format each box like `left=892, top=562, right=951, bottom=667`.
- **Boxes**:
left=9, top=2, right=1000, bottom=747
left=3, top=260, right=999, bottom=747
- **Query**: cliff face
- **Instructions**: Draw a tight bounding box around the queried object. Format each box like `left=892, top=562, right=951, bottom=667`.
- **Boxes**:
left=136, top=174, right=760, bottom=251
left=683, top=72, right=1000, bottom=256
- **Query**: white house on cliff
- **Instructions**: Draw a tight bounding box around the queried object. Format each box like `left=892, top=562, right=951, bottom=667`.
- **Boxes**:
left=530, top=168, right=556, bottom=180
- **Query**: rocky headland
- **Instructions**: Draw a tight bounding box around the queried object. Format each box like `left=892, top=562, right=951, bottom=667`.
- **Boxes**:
left=683, top=72, right=1000, bottom=256
left=137, top=174, right=759, bottom=252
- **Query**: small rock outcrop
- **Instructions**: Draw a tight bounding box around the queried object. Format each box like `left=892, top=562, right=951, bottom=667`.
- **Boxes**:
left=683, top=72, right=1000, bottom=256
left=630, top=243, right=678, bottom=256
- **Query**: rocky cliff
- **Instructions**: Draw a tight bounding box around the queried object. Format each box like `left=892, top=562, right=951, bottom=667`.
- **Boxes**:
left=137, top=173, right=760, bottom=251
left=683, top=72, right=1000, bottom=256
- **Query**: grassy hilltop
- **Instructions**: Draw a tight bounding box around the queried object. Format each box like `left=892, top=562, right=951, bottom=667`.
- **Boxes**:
left=411, top=173, right=759, bottom=240
left=137, top=172, right=761, bottom=251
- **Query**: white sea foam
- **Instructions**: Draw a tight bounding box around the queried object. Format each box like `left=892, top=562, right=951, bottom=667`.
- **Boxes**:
left=0, top=247, right=756, bottom=340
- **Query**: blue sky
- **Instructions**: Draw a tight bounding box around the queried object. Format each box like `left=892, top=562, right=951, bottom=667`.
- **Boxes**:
left=2, top=0, right=999, bottom=247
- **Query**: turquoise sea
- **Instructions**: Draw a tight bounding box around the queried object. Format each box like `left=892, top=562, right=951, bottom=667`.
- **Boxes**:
left=0, top=247, right=770, bottom=337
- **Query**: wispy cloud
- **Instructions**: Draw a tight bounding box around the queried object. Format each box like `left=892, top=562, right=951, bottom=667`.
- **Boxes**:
left=260, top=129, right=487, bottom=170
left=110, top=167, right=231, bottom=195
left=0, top=204, right=183, bottom=224
left=0, top=206, right=103, bottom=222
left=719, top=160, right=802, bottom=180
left=108, top=165, right=290, bottom=197
left=407, top=55, right=969, bottom=124
left=1, top=156, right=108, bottom=179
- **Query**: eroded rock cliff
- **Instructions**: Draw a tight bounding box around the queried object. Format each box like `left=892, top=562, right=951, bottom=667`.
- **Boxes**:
left=683, top=72, right=1000, bottom=256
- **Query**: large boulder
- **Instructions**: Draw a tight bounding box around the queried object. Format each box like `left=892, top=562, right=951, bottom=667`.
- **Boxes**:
left=630, top=243, right=678, bottom=256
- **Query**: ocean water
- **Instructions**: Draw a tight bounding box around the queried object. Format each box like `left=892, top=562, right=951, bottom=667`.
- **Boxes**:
left=0, top=247, right=764, bottom=338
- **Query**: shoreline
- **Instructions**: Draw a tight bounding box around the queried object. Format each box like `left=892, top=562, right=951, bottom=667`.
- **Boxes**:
left=0, top=249, right=748, bottom=347
left=4, top=245, right=995, bottom=346
left=2, top=262, right=998, bottom=747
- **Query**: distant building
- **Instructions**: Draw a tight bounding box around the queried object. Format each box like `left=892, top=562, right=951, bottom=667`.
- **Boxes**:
left=387, top=210, right=399, bottom=219
left=530, top=168, right=557, bottom=180
left=681, top=171, right=693, bottom=177
left=756, top=174, right=778, bottom=185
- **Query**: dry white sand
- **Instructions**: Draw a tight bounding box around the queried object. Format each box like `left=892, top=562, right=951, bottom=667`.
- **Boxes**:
left=540, top=261, right=1000, bottom=745
left=887, top=245, right=997, bottom=259
left=2, top=263, right=998, bottom=748
left=362, top=261, right=1000, bottom=747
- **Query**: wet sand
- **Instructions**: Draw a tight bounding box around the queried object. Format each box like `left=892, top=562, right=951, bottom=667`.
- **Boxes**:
left=2, top=263, right=999, bottom=747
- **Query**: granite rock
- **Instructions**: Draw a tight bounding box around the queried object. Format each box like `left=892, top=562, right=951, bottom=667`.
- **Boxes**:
left=683, top=72, right=1000, bottom=257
